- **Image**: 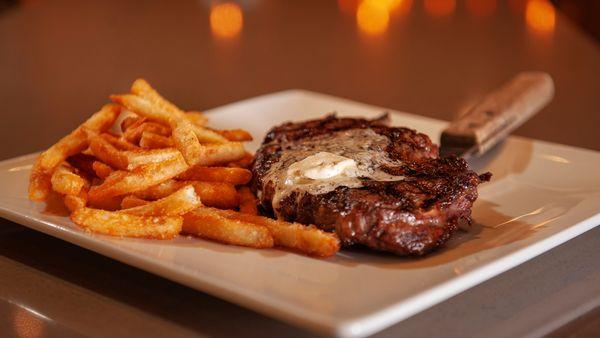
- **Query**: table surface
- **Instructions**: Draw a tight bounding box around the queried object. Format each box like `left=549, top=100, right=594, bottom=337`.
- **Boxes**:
left=1, top=0, right=599, bottom=337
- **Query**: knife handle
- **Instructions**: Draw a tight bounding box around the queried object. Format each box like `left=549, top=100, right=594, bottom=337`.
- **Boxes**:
left=441, top=71, right=554, bottom=156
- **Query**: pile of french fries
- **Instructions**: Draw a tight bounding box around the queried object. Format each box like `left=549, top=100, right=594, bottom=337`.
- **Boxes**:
left=28, top=79, right=340, bottom=257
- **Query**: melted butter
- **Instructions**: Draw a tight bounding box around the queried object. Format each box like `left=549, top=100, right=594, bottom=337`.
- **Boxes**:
left=286, top=152, right=359, bottom=182
left=262, top=128, right=405, bottom=215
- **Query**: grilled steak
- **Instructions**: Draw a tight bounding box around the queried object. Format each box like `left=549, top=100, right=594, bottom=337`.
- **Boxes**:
left=250, top=114, right=491, bottom=255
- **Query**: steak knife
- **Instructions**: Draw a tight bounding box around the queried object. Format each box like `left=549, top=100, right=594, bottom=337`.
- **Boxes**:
left=440, top=71, right=554, bottom=158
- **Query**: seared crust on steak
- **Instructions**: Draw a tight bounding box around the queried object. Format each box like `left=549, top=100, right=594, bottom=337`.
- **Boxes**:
left=251, top=114, right=491, bottom=256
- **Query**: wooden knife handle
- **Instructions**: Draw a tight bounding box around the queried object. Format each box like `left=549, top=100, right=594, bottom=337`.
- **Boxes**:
left=441, top=71, right=554, bottom=156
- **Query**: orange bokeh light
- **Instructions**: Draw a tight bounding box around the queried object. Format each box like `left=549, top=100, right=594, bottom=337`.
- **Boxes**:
left=210, top=3, right=243, bottom=39
left=466, top=0, right=497, bottom=18
left=424, top=0, right=456, bottom=17
left=525, top=0, right=555, bottom=33
left=388, top=0, right=413, bottom=15
left=356, top=0, right=390, bottom=35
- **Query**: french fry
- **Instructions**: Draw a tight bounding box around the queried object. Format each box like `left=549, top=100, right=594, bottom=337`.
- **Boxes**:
left=89, top=134, right=128, bottom=169
left=133, top=179, right=187, bottom=200
left=130, top=79, right=185, bottom=117
left=121, top=195, right=150, bottom=209
left=123, top=121, right=170, bottom=143
left=112, top=94, right=203, bottom=165
left=183, top=208, right=273, bottom=248
left=210, top=209, right=340, bottom=257
left=29, top=157, right=53, bottom=202
left=92, top=161, right=113, bottom=179
left=126, top=148, right=181, bottom=170
left=194, top=142, right=246, bottom=166
left=130, top=79, right=228, bottom=144
left=227, top=152, right=254, bottom=169
left=178, top=166, right=252, bottom=185
left=120, top=185, right=200, bottom=216
left=218, top=129, right=253, bottom=142
left=190, top=126, right=229, bottom=144
left=87, top=194, right=123, bottom=211
left=64, top=190, right=88, bottom=212
left=88, top=153, right=188, bottom=202
left=238, top=187, right=258, bottom=215
left=101, top=133, right=139, bottom=151
left=29, top=104, right=121, bottom=201
left=185, top=111, right=208, bottom=127
left=120, top=116, right=141, bottom=132
left=50, top=163, right=87, bottom=196
left=190, top=181, right=238, bottom=209
left=71, top=208, right=182, bottom=239
left=139, top=131, right=174, bottom=149
left=134, top=179, right=238, bottom=209
left=90, top=134, right=181, bottom=170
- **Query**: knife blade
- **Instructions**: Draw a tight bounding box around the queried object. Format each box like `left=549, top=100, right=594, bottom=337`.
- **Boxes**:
left=440, top=71, right=555, bottom=158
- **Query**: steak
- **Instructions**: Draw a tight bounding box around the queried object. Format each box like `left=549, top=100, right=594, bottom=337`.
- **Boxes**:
left=250, top=114, right=491, bottom=256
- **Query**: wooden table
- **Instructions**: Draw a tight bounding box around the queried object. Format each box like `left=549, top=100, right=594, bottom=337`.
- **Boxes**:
left=1, top=0, right=598, bottom=337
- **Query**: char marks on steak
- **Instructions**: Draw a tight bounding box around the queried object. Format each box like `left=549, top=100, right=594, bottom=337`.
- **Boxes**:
left=251, top=114, right=491, bottom=255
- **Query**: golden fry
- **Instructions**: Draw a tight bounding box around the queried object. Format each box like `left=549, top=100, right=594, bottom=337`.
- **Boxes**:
left=92, top=161, right=113, bottom=179
left=120, top=195, right=150, bottom=209
left=133, top=179, right=187, bottom=200
left=123, top=121, right=170, bottom=143
left=120, top=185, right=200, bottom=216
left=101, top=133, right=139, bottom=151
left=185, top=111, right=208, bottom=127
left=64, top=190, right=88, bottom=212
left=190, top=126, right=228, bottom=144
left=120, top=116, right=141, bottom=131
left=112, top=94, right=203, bottom=165
left=182, top=208, right=273, bottom=248
left=29, top=103, right=120, bottom=201
left=89, top=134, right=129, bottom=169
left=135, top=179, right=238, bottom=209
left=71, top=208, right=182, bottom=239
left=218, top=129, right=253, bottom=142
left=88, top=153, right=188, bottom=202
left=90, top=134, right=180, bottom=170
left=130, top=79, right=185, bottom=117
left=190, top=181, right=238, bottom=209
left=178, top=166, right=252, bottom=185
left=29, top=157, right=52, bottom=202
left=211, top=209, right=340, bottom=257
left=126, top=148, right=181, bottom=170
left=87, top=195, right=123, bottom=211
left=131, top=79, right=228, bottom=143
left=227, top=152, right=254, bottom=169
left=139, top=131, right=174, bottom=149
left=194, top=142, right=246, bottom=166
left=50, top=163, right=87, bottom=195
left=237, top=187, right=258, bottom=215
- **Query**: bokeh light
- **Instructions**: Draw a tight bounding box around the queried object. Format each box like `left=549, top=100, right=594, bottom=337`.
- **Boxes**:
left=424, top=0, right=456, bottom=18
left=388, top=0, right=413, bottom=16
left=210, top=3, right=243, bottom=39
left=525, top=0, right=555, bottom=33
left=466, top=0, right=497, bottom=19
left=356, top=0, right=390, bottom=35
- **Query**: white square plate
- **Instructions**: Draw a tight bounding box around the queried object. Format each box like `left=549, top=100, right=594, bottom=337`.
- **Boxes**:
left=1, top=90, right=599, bottom=338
